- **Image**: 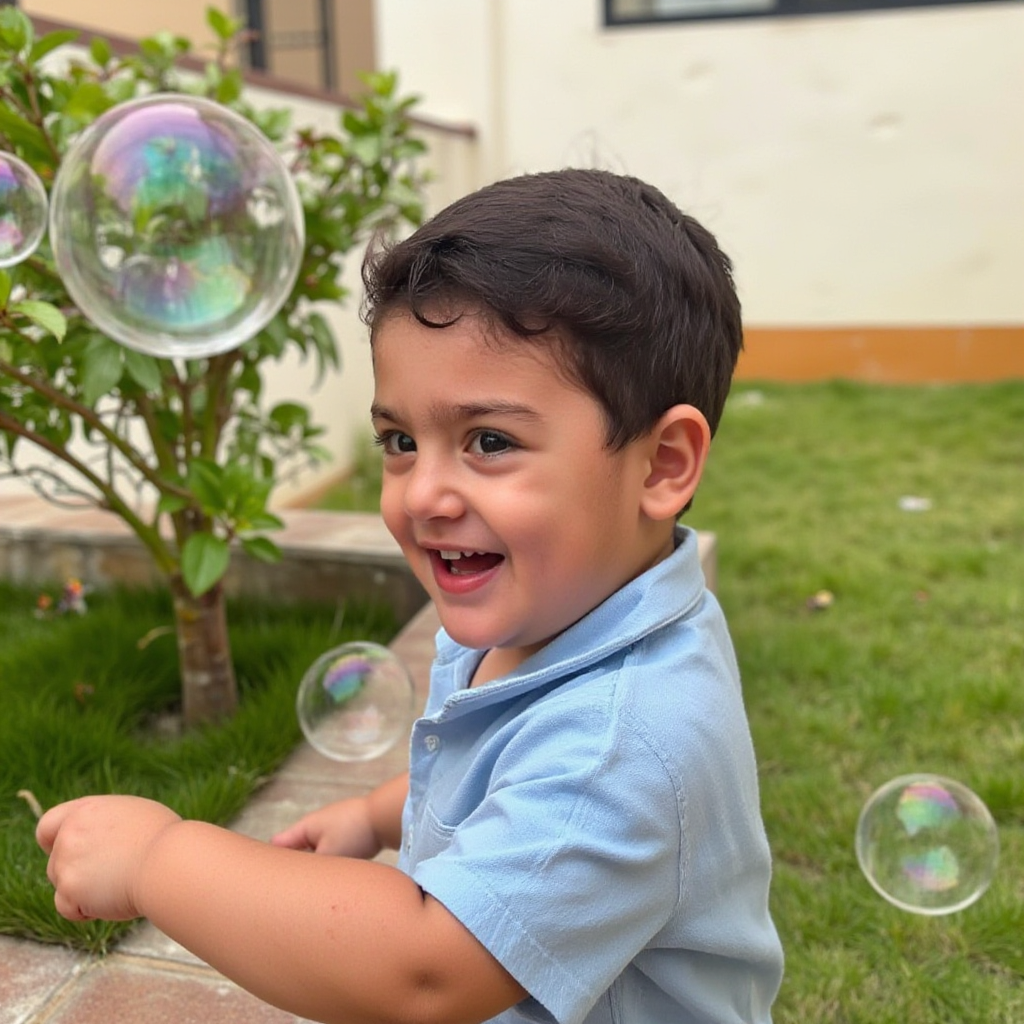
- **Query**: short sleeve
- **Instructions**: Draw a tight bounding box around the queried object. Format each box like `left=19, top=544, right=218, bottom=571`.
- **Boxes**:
left=409, top=693, right=684, bottom=1024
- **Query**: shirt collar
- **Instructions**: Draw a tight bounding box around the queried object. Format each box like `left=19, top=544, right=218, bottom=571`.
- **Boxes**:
left=432, top=525, right=707, bottom=708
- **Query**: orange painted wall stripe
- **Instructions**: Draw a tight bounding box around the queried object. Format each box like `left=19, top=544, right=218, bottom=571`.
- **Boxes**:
left=737, top=327, right=1024, bottom=383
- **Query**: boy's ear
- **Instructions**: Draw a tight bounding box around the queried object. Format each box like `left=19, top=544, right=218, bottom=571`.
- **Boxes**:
left=639, top=404, right=711, bottom=521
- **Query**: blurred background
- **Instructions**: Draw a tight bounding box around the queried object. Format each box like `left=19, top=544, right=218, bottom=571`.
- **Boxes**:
left=13, top=0, right=1024, bottom=499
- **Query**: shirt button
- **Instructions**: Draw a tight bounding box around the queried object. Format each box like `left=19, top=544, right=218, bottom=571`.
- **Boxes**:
left=424, top=734, right=441, bottom=753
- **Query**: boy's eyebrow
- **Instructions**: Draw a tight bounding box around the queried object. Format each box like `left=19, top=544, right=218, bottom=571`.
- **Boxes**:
left=370, top=400, right=542, bottom=424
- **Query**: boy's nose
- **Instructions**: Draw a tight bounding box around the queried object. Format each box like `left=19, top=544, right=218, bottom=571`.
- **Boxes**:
left=402, top=457, right=465, bottom=521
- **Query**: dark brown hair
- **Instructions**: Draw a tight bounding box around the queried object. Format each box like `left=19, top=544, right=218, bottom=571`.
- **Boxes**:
left=362, top=168, right=742, bottom=445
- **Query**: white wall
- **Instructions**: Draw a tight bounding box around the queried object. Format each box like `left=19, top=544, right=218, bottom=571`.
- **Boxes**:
left=375, top=0, right=1024, bottom=326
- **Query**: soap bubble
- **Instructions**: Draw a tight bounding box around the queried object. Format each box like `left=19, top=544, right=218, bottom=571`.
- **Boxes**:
left=297, top=642, right=416, bottom=762
left=49, top=94, right=303, bottom=359
left=0, top=152, right=48, bottom=268
left=856, top=774, right=999, bottom=915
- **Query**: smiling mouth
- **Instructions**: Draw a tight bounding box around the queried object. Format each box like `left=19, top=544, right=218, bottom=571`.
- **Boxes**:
left=437, top=549, right=505, bottom=575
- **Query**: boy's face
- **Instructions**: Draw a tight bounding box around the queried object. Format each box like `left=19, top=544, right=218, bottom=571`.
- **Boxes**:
left=371, top=312, right=674, bottom=675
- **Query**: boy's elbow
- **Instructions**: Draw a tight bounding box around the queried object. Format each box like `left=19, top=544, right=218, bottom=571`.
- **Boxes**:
left=364, top=898, right=526, bottom=1024
left=332, top=969, right=520, bottom=1024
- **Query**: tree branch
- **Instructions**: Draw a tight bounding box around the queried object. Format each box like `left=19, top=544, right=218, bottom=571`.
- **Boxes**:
left=0, top=352, right=192, bottom=501
left=0, top=464, right=98, bottom=509
left=0, top=410, right=177, bottom=574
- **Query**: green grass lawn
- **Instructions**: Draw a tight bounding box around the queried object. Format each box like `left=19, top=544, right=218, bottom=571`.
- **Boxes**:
left=0, top=585, right=397, bottom=952
left=684, top=381, right=1024, bottom=1023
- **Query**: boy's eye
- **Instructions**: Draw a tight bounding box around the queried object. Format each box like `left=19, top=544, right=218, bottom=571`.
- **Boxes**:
left=470, top=431, right=514, bottom=455
left=375, top=431, right=416, bottom=455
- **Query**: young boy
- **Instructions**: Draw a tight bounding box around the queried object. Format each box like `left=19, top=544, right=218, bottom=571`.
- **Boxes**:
left=37, top=169, right=783, bottom=1024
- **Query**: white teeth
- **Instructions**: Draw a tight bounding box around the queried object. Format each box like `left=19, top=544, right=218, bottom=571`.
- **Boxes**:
left=438, top=550, right=486, bottom=560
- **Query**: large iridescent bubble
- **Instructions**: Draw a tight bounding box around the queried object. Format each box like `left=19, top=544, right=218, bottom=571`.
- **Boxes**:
left=49, top=94, right=304, bottom=359
left=0, top=152, right=49, bottom=268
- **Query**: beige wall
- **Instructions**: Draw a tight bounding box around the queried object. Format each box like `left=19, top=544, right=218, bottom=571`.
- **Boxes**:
left=22, top=0, right=230, bottom=47
left=23, top=0, right=375, bottom=97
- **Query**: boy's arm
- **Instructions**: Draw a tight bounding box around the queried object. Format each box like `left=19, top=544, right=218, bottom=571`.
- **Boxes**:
left=37, top=794, right=525, bottom=1024
left=270, top=771, right=408, bottom=856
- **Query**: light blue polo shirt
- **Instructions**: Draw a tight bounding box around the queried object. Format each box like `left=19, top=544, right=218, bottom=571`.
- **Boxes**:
left=400, top=527, right=783, bottom=1024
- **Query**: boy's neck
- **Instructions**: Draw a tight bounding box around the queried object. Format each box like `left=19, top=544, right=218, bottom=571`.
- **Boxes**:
left=468, top=525, right=680, bottom=688
left=470, top=645, right=537, bottom=687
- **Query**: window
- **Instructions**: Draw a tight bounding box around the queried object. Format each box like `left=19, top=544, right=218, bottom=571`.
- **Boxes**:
left=240, top=0, right=335, bottom=91
left=605, top=0, right=1009, bottom=25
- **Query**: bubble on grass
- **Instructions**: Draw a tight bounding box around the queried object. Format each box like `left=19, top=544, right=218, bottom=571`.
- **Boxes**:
left=0, top=152, right=49, bottom=268
left=855, top=774, right=999, bottom=915
left=49, top=94, right=303, bottom=359
left=297, top=642, right=416, bottom=762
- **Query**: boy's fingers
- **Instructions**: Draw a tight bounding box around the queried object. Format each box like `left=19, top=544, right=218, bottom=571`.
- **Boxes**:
left=35, top=801, right=71, bottom=854
left=269, top=825, right=313, bottom=851
left=52, top=888, right=92, bottom=922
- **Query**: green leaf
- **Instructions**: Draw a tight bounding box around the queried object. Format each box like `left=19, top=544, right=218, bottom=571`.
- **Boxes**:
left=0, top=7, right=32, bottom=53
left=89, top=35, right=112, bottom=68
left=11, top=300, right=67, bottom=341
left=0, top=106, right=52, bottom=164
left=0, top=269, right=11, bottom=309
left=181, top=532, right=230, bottom=596
left=240, top=535, right=281, bottom=564
left=64, top=81, right=116, bottom=123
left=269, top=402, right=309, bottom=433
left=79, top=336, right=123, bottom=404
left=186, top=458, right=227, bottom=511
left=244, top=512, right=284, bottom=532
left=252, top=107, right=291, bottom=141
left=156, top=493, right=189, bottom=516
left=213, top=69, right=240, bottom=105
left=29, top=29, right=78, bottom=62
left=235, top=361, right=262, bottom=397
left=123, top=349, right=162, bottom=392
left=206, top=6, right=239, bottom=41
left=350, top=135, right=382, bottom=166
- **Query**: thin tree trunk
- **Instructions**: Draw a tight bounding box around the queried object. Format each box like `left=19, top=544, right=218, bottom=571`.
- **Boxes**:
left=170, top=575, right=238, bottom=726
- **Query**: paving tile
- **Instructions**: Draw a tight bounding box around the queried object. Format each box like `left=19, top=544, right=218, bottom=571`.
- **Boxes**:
left=229, top=778, right=372, bottom=842
left=113, top=923, right=206, bottom=968
left=0, top=937, right=84, bottom=1024
left=39, top=957, right=313, bottom=1024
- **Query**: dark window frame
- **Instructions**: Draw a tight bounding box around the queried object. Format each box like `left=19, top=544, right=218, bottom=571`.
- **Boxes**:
left=240, top=0, right=335, bottom=91
left=604, top=0, right=1013, bottom=27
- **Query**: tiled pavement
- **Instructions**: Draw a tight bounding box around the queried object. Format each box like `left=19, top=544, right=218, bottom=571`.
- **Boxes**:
left=0, top=480, right=715, bottom=1024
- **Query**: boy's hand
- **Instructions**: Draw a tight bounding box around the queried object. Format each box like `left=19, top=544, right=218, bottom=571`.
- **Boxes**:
left=36, top=795, right=181, bottom=922
left=270, top=796, right=379, bottom=858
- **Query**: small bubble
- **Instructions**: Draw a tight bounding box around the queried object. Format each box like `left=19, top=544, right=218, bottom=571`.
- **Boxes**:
left=297, top=642, right=415, bottom=762
left=0, top=152, right=49, bottom=268
left=856, top=774, right=999, bottom=915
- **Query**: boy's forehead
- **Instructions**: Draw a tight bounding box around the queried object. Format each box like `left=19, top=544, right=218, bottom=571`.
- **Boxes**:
left=371, top=310, right=560, bottom=373
left=370, top=314, right=602, bottom=422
